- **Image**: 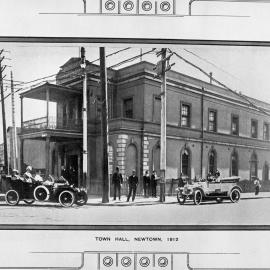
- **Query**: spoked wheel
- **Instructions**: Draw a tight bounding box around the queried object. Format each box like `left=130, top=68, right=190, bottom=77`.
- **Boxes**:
left=5, top=190, right=20, bottom=206
left=23, top=199, right=35, bottom=205
left=34, top=186, right=50, bottom=202
left=177, top=191, right=186, bottom=205
left=216, top=198, right=223, bottom=203
left=59, top=190, right=75, bottom=207
left=230, top=189, right=241, bottom=203
left=193, top=190, right=203, bottom=205
left=75, top=191, right=88, bottom=206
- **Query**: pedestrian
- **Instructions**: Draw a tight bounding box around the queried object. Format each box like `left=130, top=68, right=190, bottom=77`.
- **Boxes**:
left=112, top=166, right=123, bottom=200
left=254, top=177, right=261, bottom=195
left=127, top=169, right=138, bottom=202
left=150, top=170, right=158, bottom=197
left=143, top=170, right=150, bottom=197
left=178, top=172, right=185, bottom=188
left=61, top=165, right=70, bottom=181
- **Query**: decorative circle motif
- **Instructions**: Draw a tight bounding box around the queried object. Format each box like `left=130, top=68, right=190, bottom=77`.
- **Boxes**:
left=160, top=1, right=171, bottom=12
left=123, top=0, right=135, bottom=11
left=142, top=1, right=153, bottom=11
left=105, top=0, right=116, bottom=11
left=139, top=257, right=150, bottom=267
left=103, top=256, right=113, bottom=267
left=158, top=257, right=169, bottom=267
left=121, top=256, right=132, bottom=267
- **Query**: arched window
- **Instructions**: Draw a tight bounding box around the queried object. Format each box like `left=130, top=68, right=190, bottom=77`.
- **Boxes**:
left=181, top=147, right=191, bottom=177
left=208, top=149, right=217, bottom=175
left=250, top=152, right=258, bottom=180
left=263, top=162, right=269, bottom=181
left=231, top=150, right=238, bottom=176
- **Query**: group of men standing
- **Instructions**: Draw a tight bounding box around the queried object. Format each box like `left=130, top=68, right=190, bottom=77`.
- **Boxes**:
left=112, top=167, right=158, bottom=202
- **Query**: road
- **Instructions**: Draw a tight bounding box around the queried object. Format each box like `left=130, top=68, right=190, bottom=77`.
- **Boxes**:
left=0, top=193, right=269, bottom=225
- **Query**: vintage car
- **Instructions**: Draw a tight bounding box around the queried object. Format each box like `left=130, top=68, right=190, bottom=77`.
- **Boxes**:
left=176, top=176, right=242, bottom=205
left=4, top=174, right=88, bottom=207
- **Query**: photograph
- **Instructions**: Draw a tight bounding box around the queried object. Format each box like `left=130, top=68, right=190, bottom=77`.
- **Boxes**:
left=0, top=42, right=269, bottom=226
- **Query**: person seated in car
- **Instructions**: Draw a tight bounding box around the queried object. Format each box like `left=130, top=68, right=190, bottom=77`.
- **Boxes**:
left=23, top=166, right=35, bottom=183
left=34, top=170, right=43, bottom=182
left=11, top=169, right=21, bottom=180
left=214, top=170, right=221, bottom=182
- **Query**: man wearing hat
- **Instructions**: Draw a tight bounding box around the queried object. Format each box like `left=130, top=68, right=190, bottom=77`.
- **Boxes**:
left=112, top=166, right=123, bottom=200
left=127, top=169, right=138, bottom=202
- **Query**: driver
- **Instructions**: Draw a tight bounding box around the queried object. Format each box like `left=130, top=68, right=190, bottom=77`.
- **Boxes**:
left=11, top=169, right=20, bottom=180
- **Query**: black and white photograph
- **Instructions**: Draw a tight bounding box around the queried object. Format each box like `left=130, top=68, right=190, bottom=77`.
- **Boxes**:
left=0, top=43, right=270, bottom=226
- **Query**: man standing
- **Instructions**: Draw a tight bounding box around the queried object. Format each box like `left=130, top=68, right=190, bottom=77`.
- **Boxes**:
left=150, top=170, right=158, bottom=197
left=127, top=169, right=138, bottom=202
left=143, top=170, right=150, bottom=197
left=112, top=166, right=123, bottom=200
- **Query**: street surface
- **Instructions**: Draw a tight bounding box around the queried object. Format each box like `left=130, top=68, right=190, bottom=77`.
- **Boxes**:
left=0, top=193, right=269, bottom=225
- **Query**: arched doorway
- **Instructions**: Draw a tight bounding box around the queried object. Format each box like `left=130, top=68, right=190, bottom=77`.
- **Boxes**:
left=181, top=147, right=191, bottom=178
left=125, top=144, right=138, bottom=177
left=152, top=145, right=160, bottom=176
left=250, top=151, right=258, bottom=180
left=208, top=148, right=217, bottom=175
left=231, top=150, right=239, bottom=176
left=263, top=162, right=269, bottom=181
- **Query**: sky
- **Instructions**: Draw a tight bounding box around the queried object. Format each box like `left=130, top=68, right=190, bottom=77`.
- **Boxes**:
left=1, top=1, right=270, bottom=143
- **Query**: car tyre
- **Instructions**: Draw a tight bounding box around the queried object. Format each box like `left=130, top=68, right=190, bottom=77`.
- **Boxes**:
left=193, top=189, right=202, bottom=205
left=34, top=186, right=50, bottom=201
left=75, top=190, right=88, bottom=206
left=59, top=190, right=75, bottom=207
left=5, top=190, right=20, bottom=206
left=177, top=191, right=186, bottom=205
left=230, top=188, right=241, bottom=203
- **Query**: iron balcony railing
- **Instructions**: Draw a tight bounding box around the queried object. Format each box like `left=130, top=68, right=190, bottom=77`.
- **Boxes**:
left=22, top=116, right=83, bottom=132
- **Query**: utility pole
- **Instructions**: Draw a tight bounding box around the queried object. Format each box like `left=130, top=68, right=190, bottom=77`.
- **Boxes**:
left=80, top=47, right=88, bottom=189
left=154, top=48, right=174, bottom=202
left=11, top=71, right=18, bottom=170
left=82, top=0, right=87, bottom=13
left=100, top=47, right=110, bottom=203
left=0, top=52, right=8, bottom=174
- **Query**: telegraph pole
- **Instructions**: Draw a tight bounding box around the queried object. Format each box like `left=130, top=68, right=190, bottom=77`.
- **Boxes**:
left=80, top=47, right=88, bottom=189
left=154, top=49, right=174, bottom=202
left=160, top=49, right=167, bottom=202
left=0, top=52, right=8, bottom=174
left=100, top=47, right=110, bottom=203
left=82, top=0, right=87, bottom=13
left=11, top=71, right=18, bottom=170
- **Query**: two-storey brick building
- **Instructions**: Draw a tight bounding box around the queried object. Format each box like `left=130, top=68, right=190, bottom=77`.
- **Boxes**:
left=19, top=58, right=270, bottom=194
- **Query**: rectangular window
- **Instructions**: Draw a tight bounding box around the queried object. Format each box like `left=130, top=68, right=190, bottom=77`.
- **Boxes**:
left=181, top=103, right=191, bottom=127
left=263, top=122, right=269, bottom=141
left=251, top=119, right=258, bottom=138
left=153, top=96, right=161, bottom=123
left=231, top=114, right=239, bottom=135
left=123, top=98, right=133, bottom=119
left=208, top=110, right=217, bottom=132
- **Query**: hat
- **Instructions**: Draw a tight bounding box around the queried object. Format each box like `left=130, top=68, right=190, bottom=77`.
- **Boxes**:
left=132, top=169, right=136, bottom=173
left=26, top=166, right=32, bottom=171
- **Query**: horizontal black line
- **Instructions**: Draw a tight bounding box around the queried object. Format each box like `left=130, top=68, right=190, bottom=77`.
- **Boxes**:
left=2, top=37, right=270, bottom=47
left=0, top=225, right=270, bottom=230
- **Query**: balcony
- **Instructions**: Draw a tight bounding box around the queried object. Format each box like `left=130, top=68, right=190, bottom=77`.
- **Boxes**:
left=22, top=116, right=82, bottom=133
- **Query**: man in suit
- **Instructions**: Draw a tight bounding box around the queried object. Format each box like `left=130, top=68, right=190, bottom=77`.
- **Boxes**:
left=112, top=166, right=123, bottom=200
left=127, top=169, right=138, bottom=202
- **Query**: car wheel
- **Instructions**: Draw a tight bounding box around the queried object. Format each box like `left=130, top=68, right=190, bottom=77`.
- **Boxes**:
left=230, top=189, right=241, bottom=203
left=59, top=190, right=75, bottom=207
left=177, top=191, right=186, bottom=205
left=193, top=190, right=202, bottom=205
left=75, top=191, right=88, bottom=206
left=23, top=199, right=35, bottom=205
left=5, top=190, right=20, bottom=206
left=216, top=198, right=223, bottom=203
left=34, top=186, right=50, bottom=201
